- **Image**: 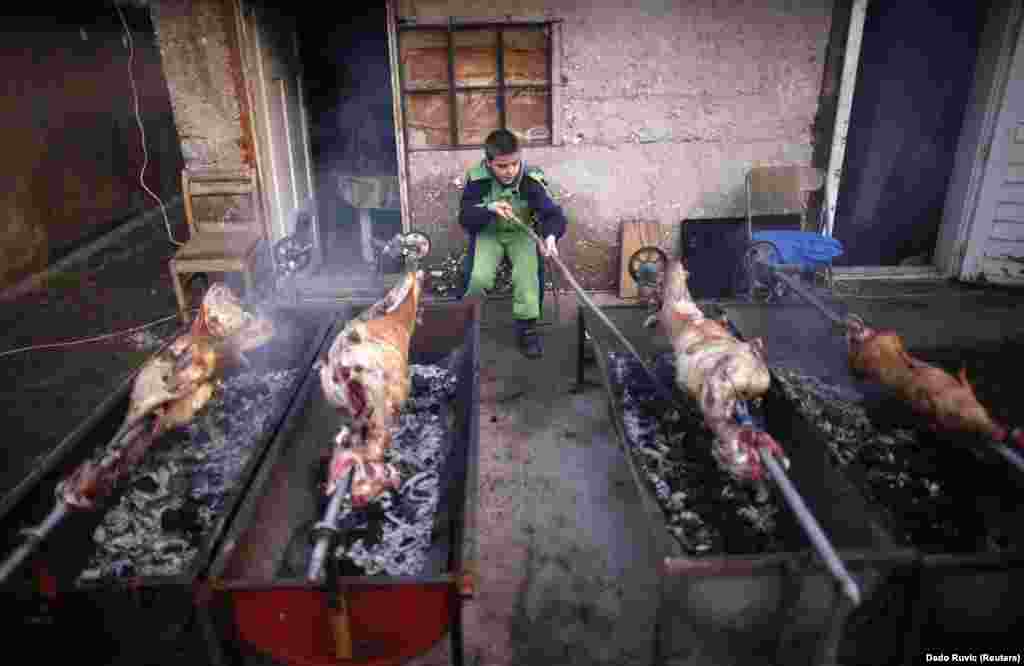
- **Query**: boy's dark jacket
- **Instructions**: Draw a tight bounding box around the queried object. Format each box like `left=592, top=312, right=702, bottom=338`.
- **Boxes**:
left=458, top=161, right=568, bottom=240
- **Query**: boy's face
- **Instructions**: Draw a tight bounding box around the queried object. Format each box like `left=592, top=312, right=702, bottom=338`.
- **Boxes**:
left=488, top=151, right=521, bottom=185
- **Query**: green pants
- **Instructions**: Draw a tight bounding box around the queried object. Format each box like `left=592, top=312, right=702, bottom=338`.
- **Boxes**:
left=464, top=224, right=540, bottom=320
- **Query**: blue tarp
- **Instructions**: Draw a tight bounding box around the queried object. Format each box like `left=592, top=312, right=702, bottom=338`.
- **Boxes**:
left=752, top=230, right=844, bottom=268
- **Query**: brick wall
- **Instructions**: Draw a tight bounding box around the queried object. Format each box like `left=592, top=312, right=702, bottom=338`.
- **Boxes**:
left=398, top=0, right=833, bottom=289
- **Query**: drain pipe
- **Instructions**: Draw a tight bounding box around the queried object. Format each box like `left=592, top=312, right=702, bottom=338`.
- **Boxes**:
left=824, top=0, right=870, bottom=238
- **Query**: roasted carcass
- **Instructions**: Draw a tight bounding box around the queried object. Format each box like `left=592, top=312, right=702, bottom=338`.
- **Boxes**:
left=319, top=270, right=424, bottom=506
left=58, top=283, right=275, bottom=510
left=645, top=258, right=787, bottom=480
left=846, top=315, right=1023, bottom=448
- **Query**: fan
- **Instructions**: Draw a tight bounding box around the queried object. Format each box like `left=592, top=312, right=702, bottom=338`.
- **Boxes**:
left=628, top=246, right=669, bottom=289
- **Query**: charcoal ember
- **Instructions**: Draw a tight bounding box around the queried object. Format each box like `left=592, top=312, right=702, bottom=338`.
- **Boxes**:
left=78, top=366, right=302, bottom=582
left=422, top=251, right=467, bottom=297
left=610, top=352, right=784, bottom=556
left=771, top=364, right=1024, bottom=553
left=160, top=500, right=203, bottom=536
left=325, top=363, right=455, bottom=577
left=407, top=364, right=458, bottom=412
left=421, top=248, right=515, bottom=297
left=133, top=475, right=159, bottom=495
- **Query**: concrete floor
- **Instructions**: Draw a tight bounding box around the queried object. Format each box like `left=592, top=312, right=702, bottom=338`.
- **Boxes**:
left=2, top=205, right=1024, bottom=665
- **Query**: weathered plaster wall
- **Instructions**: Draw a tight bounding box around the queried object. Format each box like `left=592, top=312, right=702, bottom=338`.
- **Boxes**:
left=0, top=9, right=183, bottom=291
left=399, top=0, right=833, bottom=289
left=150, top=0, right=254, bottom=170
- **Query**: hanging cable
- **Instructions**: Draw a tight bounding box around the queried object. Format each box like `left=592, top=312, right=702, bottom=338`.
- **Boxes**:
left=114, top=2, right=183, bottom=247
left=0, top=310, right=192, bottom=360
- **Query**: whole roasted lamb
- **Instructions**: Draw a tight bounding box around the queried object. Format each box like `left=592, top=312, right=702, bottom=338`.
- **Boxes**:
left=58, top=283, right=275, bottom=510
left=319, top=269, right=424, bottom=506
left=644, top=257, right=787, bottom=481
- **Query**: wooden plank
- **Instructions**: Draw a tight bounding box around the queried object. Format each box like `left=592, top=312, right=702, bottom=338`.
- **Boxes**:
left=189, top=182, right=258, bottom=197
left=989, top=220, right=1024, bottom=241
left=995, top=184, right=1024, bottom=203
left=1006, top=163, right=1024, bottom=183
left=618, top=221, right=662, bottom=299
left=831, top=265, right=942, bottom=281
left=994, top=201, right=1024, bottom=221
left=980, top=255, right=1024, bottom=285
left=982, top=238, right=1024, bottom=258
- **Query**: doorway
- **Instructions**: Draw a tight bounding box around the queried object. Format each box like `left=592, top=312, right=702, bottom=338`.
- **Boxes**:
left=833, top=0, right=992, bottom=267
left=297, top=3, right=401, bottom=278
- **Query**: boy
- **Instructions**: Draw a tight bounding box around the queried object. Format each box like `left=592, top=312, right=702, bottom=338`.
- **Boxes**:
left=458, top=129, right=568, bottom=358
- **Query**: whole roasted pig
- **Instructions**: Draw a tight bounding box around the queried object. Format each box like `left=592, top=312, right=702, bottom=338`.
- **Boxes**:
left=58, top=283, right=275, bottom=510
left=319, top=269, right=424, bottom=506
left=645, top=258, right=787, bottom=480
left=846, top=315, right=1023, bottom=448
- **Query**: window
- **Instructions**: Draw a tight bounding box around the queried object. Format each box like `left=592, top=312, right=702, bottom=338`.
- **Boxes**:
left=397, top=22, right=553, bottom=151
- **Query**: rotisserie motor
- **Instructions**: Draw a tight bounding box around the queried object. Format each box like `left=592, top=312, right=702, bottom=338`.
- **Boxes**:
left=319, top=270, right=424, bottom=506
left=645, top=258, right=787, bottom=481
left=846, top=315, right=1023, bottom=448
left=58, top=283, right=275, bottom=510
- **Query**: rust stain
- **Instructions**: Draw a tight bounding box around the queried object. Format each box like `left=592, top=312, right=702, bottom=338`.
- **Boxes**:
left=219, top=0, right=256, bottom=169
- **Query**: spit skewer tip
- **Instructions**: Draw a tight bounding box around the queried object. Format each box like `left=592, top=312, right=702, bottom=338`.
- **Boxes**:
left=0, top=502, right=71, bottom=584
left=991, top=440, right=1024, bottom=477
left=759, top=448, right=862, bottom=608
left=307, top=466, right=355, bottom=584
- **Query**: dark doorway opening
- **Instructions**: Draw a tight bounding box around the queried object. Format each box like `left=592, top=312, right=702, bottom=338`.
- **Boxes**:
left=832, top=0, right=991, bottom=267
left=297, top=3, right=401, bottom=277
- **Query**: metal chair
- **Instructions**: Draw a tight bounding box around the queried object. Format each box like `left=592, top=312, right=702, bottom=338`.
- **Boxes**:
left=745, top=165, right=825, bottom=239
left=170, top=166, right=265, bottom=323
left=743, top=165, right=832, bottom=296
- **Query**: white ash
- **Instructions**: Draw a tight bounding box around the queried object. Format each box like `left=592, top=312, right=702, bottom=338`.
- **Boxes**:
left=609, top=352, right=783, bottom=556
left=332, top=363, right=458, bottom=577
left=78, top=367, right=302, bottom=582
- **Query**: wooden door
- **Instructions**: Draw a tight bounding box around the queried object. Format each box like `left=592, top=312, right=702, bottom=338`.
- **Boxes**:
left=236, top=1, right=318, bottom=267
left=960, top=13, right=1024, bottom=285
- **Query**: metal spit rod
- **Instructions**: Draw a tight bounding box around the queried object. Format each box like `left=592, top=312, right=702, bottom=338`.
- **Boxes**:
left=0, top=501, right=70, bottom=584
left=760, top=449, right=862, bottom=606
left=766, top=263, right=1024, bottom=478
left=990, top=435, right=1024, bottom=476
left=768, top=267, right=848, bottom=327
left=499, top=214, right=859, bottom=601
left=501, top=211, right=677, bottom=404
left=504, top=215, right=861, bottom=602
left=480, top=217, right=858, bottom=602
left=307, top=466, right=356, bottom=583
left=734, top=401, right=862, bottom=607
left=0, top=416, right=147, bottom=584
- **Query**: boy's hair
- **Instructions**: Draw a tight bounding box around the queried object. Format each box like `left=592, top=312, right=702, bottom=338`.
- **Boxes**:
left=484, top=129, right=519, bottom=160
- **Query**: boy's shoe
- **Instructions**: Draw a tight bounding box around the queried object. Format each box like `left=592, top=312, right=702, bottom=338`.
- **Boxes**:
left=516, top=319, right=543, bottom=359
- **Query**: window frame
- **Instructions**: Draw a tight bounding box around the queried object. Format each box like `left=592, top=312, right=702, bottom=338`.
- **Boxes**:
left=397, top=20, right=555, bottom=152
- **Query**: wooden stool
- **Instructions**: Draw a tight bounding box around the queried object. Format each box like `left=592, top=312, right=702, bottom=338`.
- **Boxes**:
left=170, top=167, right=265, bottom=323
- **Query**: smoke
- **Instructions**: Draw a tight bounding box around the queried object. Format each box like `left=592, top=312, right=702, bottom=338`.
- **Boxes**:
left=297, top=5, right=400, bottom=275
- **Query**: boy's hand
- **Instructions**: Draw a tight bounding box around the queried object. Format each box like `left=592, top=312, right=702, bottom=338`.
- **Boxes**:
left=541, top=235, right=558, bottom=257
left=486, top=200, right=516, bottom=220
